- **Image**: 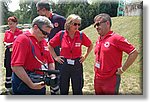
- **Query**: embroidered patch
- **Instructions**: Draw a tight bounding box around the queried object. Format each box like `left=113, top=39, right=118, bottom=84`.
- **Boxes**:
left=54, top=22, right=59, bottom=27
left=104, top=42, right=110, bottom=48
left=44, top=46, right=49, bottom=51
left=75, top=43, right=81, bottom=47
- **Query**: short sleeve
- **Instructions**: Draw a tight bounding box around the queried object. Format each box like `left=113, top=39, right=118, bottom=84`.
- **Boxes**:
left=11, top=35, right=29, bottom=66
left=49, top=31, right=61, bottom=47
left=82, top=32, right=92, bottom=47
left=116, top=36, right=135, bottom=54
left=3, top=31, right=9, bottom=42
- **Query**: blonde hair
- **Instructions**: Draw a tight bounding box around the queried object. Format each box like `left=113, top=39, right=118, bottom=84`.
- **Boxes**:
left=64, top=14, right=81, bottom=30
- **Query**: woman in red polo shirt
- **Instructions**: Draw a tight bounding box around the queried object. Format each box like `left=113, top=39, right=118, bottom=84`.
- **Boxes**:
left=48, top=14, right=93, bottom=95
left=3, top=16, right=22, bottom=93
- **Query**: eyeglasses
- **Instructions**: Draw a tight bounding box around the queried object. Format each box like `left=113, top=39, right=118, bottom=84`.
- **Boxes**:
left=38, top=26, right=50, bottom=35
left=73, top=23, right=81, bottom=26
left=94, top=20, right=107, bottom=28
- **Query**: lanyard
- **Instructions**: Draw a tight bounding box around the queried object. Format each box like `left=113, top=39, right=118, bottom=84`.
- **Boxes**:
left=97, top=39, right=102, bottom=62
left=66, top=36, right=78, bottom=58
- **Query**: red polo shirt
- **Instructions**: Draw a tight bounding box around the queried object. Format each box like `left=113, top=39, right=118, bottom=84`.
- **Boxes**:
left=94, top=31, right=135, bottom=79
left=3, top=28, right=23, bottom=44
left=11, top=31, right=54, bottom=73
left=49, top=30, right=92, bottom=59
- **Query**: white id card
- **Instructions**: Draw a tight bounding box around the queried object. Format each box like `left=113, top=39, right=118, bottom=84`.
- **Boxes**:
left=10, top=48, right=12, bottom=52
left=67, top=59, right=75, bottom=65
left=95, top=62, right=100, bottom=68
left=41, top=63, right=48, bottom=70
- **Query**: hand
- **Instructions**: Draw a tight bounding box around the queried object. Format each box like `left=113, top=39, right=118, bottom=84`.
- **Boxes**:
left=79, top=56, right=86, bottom=63
left=29, top=81, right=45, bottom=90
left=54, top=56, right=64, bottom=64
left=50, top=74, right=56, bottom=79
left=116, top=67, right=124, bottom=75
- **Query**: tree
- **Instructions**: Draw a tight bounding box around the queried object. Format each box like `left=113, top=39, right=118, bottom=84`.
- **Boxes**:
left=54, top=1, right=118, bottom=30
left=1, top=0, right=13, bottom=25
left=19, top=0, right=32, bottom=24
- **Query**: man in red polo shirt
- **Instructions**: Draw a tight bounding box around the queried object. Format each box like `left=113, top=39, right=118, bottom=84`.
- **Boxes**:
left=93, top=13, right=138, bottom=95
left=11, top=16, right=54, bottom=95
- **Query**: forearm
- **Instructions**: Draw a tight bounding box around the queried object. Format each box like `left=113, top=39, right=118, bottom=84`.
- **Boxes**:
left=48, top=44, right=57, bottom=59
left=12, top=66, right=33, bottom=88
left=122, top=50, right=138, bottom=71
left=48, top=63, right=55, bottom=70
left=84, top=43, right=93, bottom=58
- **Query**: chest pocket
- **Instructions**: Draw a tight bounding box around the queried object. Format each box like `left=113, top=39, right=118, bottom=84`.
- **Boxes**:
left=60, top=30, right=83, bottom=46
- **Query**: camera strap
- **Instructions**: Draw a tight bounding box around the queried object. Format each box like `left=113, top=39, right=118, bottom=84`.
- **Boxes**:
left=25, top=34, right=48, bottom=69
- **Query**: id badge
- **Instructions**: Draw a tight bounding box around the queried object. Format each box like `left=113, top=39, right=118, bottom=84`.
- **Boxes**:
left=41, top=63, right=48, bottom=70
left=95, top=62, right=100, bottom=68
left=67, top=59, right=75, bottom=65
left=10, top=48, right=12, bottom=52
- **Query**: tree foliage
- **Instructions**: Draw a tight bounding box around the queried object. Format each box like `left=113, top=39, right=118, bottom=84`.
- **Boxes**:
left=2, top=0, right=118, bottom=30
left=1, top=0, right=13, bottom=25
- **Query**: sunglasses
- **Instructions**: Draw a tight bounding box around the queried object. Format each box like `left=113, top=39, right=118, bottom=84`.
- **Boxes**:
left=37, top=8, right=43, bottom=12
left=94, top=20, right=107, bottom=28
left=73, top=23, right=81, bottom=26
left=38, top=26, right=50, bottom=35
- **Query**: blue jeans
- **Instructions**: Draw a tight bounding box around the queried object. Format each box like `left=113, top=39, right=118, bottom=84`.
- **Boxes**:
left=12, top=73, right=46, bottom=95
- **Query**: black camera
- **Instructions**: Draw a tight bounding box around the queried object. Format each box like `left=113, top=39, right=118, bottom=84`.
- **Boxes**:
left=39, top=70, right=60, bottom=87
left=29, top=70, right=60, bottom=87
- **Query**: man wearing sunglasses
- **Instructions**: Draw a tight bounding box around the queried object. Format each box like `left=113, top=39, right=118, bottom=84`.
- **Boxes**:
left=11, top=16, right=54, bottom=95
left=36, top=1, right=66, bottom=95
left=93, top=13, right=138, bottom=95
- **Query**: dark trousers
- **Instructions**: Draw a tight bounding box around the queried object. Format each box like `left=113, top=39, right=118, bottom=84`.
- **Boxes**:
left=4, top=48, right=12, bottom=89
left=12, top=73, right=46, bottom=95
left=50, top=46, right=60, bottom=95
left=59, top=58, right=84, bottom=95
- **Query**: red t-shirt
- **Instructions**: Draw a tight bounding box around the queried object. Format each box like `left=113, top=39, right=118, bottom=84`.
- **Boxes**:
left=3, top=28, right=23, bottom=43
left=11, top=31, right=54, bottom=74
left=94, top=31, right=135, bottom=79
left=49, top=30, right=92, bottom=59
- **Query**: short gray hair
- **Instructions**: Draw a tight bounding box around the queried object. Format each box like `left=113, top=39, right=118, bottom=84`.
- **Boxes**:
left=94, top=13, right=112, bottom=27
left=32, top=16, right=54, bottom=28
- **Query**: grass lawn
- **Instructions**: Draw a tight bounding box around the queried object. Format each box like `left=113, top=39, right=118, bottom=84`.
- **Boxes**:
left=81, top=16, right=142, bottom=95
left=0, top=16, right=143, bottom=95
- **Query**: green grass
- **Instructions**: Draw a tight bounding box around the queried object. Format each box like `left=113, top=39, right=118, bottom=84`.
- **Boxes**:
left=81, top=16, right=143, bottom=95
left=0, top=16, right=142, bottom=95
